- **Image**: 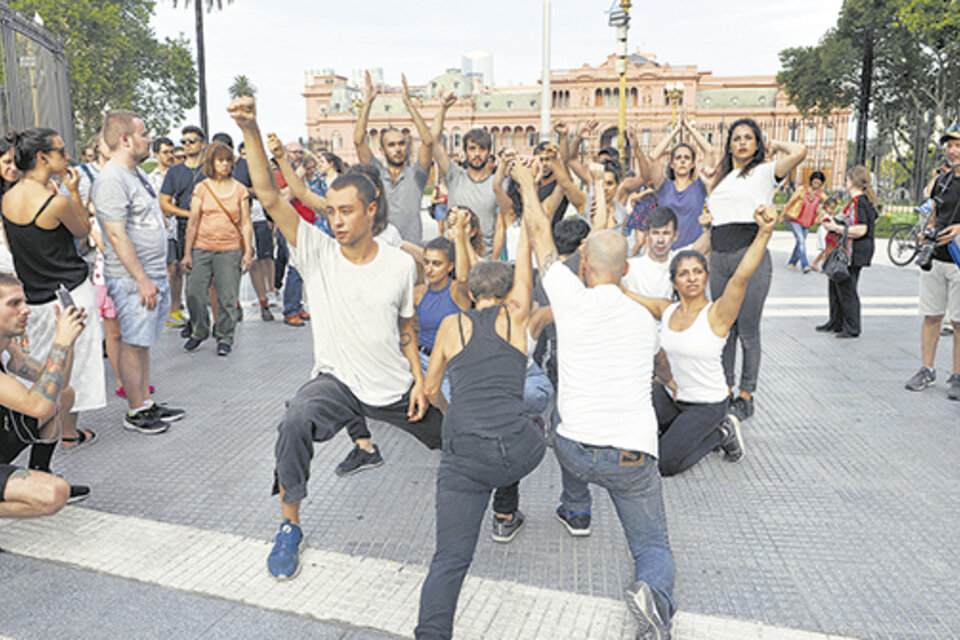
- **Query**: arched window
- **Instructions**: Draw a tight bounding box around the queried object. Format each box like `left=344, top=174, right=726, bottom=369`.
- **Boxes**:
left=595, top=88, right=603, bottom=107
left=526, top=127, right=537, bottom=147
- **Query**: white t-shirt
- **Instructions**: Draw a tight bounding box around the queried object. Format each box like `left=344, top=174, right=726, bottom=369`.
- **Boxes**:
left=376, top=223, right=403, bottom=248
left=542, top=264, right=659, bottom=456
left=289, top=220, right=417, bottom=406
left=706, top=162, right=779, bottom=227
left=622, top=251, right=676, bottom=299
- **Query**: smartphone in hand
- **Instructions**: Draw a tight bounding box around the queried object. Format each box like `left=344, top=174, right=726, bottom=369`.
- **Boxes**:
left=56, top=283, right=75, bottom=309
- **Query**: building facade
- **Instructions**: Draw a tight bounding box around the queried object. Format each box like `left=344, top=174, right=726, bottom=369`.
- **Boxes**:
left=303, top=52, right=851, bottom=190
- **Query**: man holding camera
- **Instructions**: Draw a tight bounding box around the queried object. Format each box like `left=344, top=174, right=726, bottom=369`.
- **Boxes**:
left=906, top=124, right=960, bottom=400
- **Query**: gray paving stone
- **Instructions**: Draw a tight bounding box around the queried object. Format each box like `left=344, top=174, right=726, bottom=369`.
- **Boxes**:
left=5, top=235, right=960, bottom=639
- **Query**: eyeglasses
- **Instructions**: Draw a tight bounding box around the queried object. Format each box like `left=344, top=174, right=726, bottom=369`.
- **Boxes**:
left=181, top=137, right=200, bottom=144
left=46, top=146, right=65, bottom=156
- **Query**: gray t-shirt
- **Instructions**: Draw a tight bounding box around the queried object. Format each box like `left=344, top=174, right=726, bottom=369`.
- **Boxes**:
left=92, top=161, right=168, bottom=280
left=445, top=162, right=498, bottom=256
left=371, top=156, right=427, bottom=244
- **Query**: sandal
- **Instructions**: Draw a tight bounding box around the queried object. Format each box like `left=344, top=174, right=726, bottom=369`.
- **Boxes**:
left=59, top=428, right=97, bottom=454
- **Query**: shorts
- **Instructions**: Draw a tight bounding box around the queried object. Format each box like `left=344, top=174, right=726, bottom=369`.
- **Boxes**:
left=918, top=259, right=960, bottom=320
left=254, top=220, right=274, bottom=260
left=106, top=276, right=171, bottom=348
left=25, top=279, right=106, bottom=413
left=94, top=283, right=117, bottom=320
left=167, top=238, right=180, bottom=265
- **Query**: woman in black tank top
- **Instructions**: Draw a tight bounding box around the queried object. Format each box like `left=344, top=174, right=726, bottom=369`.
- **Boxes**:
left=416, top=229, right=546, bottom=640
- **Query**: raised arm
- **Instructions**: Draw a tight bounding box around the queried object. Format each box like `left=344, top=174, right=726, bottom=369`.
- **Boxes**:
left=550, top=154, right=586, bottom=213
left=400, top=74, right=434, bottom=172
left=586, top=162, right=612, bottom=233
left=52, top=168, right=92, bottom=238
left=493, top=148, right=516, bottom=216
left=681, top=116, right=719, bottom=173
left=514, top=160, right=559, bottom=274
left=769, top=139, right=808, bottom=180
left=227, top=96, right=302, bottom=246
left=567, top=119, right=599, bottom=184
left=430, top=92, right=457, bottom=175
left=449, top=208, right=473, bottom=308
left=709, top=204, right=775, bottom=335
left=353, top=70, right=378, bottom=164
left=266, top=133, right=327, bottom=212
left=554, top=121, right=570, bottom=166
left=504, top=221, right=533, bottom=326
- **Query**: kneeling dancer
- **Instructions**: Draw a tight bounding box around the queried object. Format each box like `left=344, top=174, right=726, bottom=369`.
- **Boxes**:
left=228, top=97, right=442, bottom=581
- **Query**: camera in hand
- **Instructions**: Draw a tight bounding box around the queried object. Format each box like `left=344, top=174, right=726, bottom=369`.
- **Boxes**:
left=915, top=226, right=943, bottom=271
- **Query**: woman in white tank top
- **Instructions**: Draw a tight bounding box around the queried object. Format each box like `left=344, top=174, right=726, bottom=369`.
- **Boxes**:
left=622, top=204, right=776, bottom=476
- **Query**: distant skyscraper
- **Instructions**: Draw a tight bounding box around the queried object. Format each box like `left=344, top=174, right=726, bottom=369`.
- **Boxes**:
left=350, top=67, right=384, bottom=88
left=461, top=51, right=494, bottom=87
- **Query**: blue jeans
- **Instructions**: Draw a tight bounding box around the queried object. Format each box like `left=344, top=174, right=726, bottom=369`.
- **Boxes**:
left=787, top=221, right=810, bottom=269
left=554, top=434, right=675, bottom=621
left=283, top=265, right=303, bottom=316
left=416, top=424, right=546, bottom=639
left=523, top=362, right=553, bottom=417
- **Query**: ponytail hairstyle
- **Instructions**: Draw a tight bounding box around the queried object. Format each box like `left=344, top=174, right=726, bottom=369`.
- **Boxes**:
left=716, top=118, right=766, bottom=186
left=847, top=165, right=877, bottom=207
left=11, top=127, right=59, bottom=172
left=665, top=143, right=697, bottom=181
left=328, top=163, right=389, bottom=235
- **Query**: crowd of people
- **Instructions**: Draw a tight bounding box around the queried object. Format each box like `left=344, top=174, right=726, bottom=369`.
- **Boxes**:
left=0, top=75, right=959, bottom=639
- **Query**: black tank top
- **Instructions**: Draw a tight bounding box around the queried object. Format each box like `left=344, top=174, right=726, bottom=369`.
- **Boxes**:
left=444, top=305, right=527, bottom=439
left=2, top=194, right=88, bottom=304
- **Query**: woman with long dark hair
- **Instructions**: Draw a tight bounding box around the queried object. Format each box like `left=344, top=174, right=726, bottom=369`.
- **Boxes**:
left=1, top=128, right=104, bottom=451
left=782, top=170, right=827, bottom=272
left=816, top=166, right=877, bottom=338
left=0, top=132, right=21, bottom=273
left=703, top=118, right=806, bottom=421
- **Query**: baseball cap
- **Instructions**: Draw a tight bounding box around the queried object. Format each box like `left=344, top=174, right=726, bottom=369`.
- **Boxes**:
left=939, top=122, right=960, bottom=144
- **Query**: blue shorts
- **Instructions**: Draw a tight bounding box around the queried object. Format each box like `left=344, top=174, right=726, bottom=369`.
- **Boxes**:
left=106, top=276, right=171, bottom=348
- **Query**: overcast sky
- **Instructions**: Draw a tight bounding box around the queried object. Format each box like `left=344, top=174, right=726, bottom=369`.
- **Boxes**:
left=151, top=0, right=843, bottom=143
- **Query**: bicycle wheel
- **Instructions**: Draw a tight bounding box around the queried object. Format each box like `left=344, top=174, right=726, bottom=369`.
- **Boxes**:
left=888, top=224, right=919, bottom=266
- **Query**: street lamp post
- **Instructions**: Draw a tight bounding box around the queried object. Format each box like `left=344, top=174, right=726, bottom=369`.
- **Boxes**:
left=540, top=0, right=551, bottom=143
left=609, top=2, right=631, bottom=166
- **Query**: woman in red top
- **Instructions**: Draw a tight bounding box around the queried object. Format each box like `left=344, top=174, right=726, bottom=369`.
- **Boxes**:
left=783, top=170, right=827, bottom=272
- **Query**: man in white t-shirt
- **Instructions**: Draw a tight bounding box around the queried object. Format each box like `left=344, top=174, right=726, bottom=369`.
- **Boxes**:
left=622, top=206, right=711, bottom=299
left=228, top=97, right=442, bottom=582
left=513, top=161, right=675, bottom=639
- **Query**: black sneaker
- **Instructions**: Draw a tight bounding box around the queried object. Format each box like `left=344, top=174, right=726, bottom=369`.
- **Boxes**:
left=67, top=484, right=90, bottom=504
left=180, top=322, right=192, bottom=339
left=183, top=337, right=202, bottom=352
left=556, top=506, right=591, bottom=536
left=124, top=407, right=169, bottom=435
left=718, top=415, right=744, bottom=463
left=335, top=444, right=384, bottom=476
left=217, top=343, right=232, bottom=356
left=491, top=510, right=525, bottom=543
left=261, top=306, right=274, bottom=322
left=152, top=403, right=185, bottom=423
left=728, top=396, right=754, bottom=422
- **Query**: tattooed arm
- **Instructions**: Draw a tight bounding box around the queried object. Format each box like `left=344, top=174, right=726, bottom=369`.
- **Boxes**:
left=511, top=160, right=560, bottom=275
left=398, top=314, right=428, bottom=421
left=0, top=307, right=84, bottom=421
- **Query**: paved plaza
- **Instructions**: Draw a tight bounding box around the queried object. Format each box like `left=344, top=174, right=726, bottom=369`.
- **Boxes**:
left=0, top=231, right=958, bottom=639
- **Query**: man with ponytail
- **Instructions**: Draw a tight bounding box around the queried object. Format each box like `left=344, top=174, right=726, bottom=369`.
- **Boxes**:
left=228, top=96, right=443, bottom=582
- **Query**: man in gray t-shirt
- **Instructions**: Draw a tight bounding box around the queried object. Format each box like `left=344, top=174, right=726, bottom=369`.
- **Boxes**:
left=430, top=92, right=512, bottom=256
left=93, top=109, right=182, bottom=436
left=354, top=71, right=433, bottom=243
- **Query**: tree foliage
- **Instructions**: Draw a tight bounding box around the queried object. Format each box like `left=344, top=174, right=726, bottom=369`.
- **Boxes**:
left=9, top=0, right=197, bottom=145
left=778, top=0, right=960, bottom=199
left=228, top=75, right=256, bottom=99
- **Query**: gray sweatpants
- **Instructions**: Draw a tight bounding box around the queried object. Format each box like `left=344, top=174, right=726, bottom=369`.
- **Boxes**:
left=185, top=247, right=242, bottom=346
left=708, top=247, right=772, bottom=394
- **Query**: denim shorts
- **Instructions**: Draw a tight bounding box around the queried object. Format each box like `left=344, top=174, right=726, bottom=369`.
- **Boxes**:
left=253, top=220, right=274, bottom=260
left=106, top=276, right=171, bottom=347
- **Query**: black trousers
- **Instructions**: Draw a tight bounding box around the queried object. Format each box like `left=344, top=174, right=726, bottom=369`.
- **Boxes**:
left=827, top=266, right=862, bottom=335
left=652, top=383, right=728, bottom=477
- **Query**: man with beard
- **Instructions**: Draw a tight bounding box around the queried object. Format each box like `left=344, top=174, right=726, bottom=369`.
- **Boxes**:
left=354, top=71, right=433, bottom=244
left=95, top=110, right=185, bottom=435
left=431, top=92, right=512, bottom=257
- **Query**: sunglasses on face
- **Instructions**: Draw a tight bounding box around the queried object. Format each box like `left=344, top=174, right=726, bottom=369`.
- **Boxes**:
left=181, top=138, right=200, bottom=144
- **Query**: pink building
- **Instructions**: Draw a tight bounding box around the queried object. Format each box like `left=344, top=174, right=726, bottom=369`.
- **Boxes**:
left=303, top=53, right=851, bottom=190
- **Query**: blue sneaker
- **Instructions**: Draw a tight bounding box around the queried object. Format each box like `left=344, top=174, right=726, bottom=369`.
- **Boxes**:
left=267, top=519, right=304, bottom=580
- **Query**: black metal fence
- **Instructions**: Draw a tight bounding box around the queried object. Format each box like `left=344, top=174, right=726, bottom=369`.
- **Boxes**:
left=0, top=1, right=75, bottom=155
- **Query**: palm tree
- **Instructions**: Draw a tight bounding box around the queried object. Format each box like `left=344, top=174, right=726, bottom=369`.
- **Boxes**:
left=172, top=0, right=233, bottom=135
left=228, top=75, right=257, bottom=99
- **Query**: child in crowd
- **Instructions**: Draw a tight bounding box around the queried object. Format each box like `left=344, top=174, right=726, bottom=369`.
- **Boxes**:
left=811, top=197, right=838, bottom=272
